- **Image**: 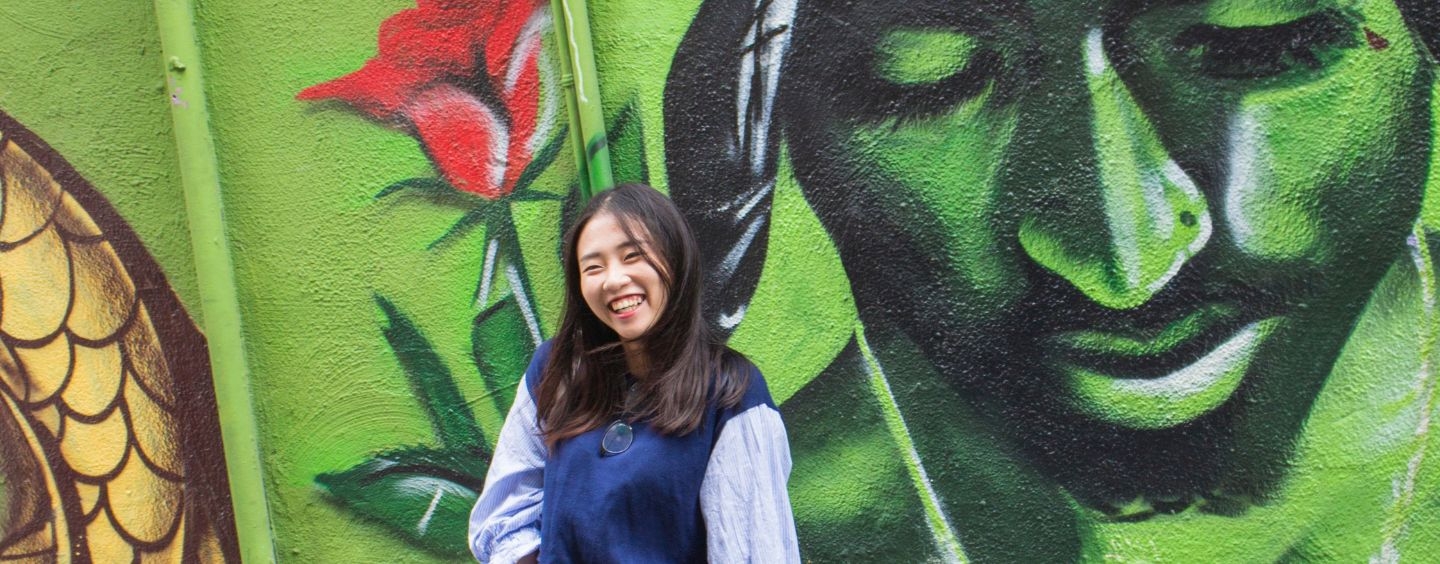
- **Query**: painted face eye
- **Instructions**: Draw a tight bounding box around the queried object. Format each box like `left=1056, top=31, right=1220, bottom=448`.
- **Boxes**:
left=875, top=29, right=983, bottom=85
left=1172, top=10, right=1358, bottom=80
left=852, top=28, right=1001, bottom=121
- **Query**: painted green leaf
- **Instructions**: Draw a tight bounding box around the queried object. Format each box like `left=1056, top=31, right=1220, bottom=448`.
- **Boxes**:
left=377, top=294, right=484, bottom=449
left=472, top=296, right=536, bottom=414
left=430, top=205, right=502, bottom=250
left=316, top=446, right=488, bottom=557
left=607, top=98, right=648, bottom=185
left=512, top=124, right=570, bottom=196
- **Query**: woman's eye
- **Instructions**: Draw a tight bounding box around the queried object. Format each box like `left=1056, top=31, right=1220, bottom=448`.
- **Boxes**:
left=624, top=251, right=643, bottom=261
left=1173, top=10, right=1356, bottom=80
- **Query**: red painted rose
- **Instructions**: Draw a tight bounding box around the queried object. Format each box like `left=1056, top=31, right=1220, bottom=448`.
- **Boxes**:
left=299, top=0, right=556, bottom=199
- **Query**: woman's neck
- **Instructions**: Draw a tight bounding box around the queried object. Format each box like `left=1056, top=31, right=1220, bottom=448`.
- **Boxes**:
left=623, top=340, right=650, bottom=378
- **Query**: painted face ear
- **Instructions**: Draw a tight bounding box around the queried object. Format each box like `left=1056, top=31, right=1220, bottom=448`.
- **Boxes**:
left=1398, top=0, right=1440, bottom=62
left=664, top=0, right=798, bottom=336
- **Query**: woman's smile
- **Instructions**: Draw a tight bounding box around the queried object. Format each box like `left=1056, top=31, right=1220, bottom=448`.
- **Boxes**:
left=609, top=294, right=646, bottom=316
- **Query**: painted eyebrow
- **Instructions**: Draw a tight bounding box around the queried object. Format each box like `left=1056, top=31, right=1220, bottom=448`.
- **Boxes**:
left=1174, top=8, right=1352, bottom=48
left=1151, top=0, right=1341, bottom=18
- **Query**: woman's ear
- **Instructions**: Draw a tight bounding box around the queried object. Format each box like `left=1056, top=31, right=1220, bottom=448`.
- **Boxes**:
left=1399, top=0, right=1440, bottom=63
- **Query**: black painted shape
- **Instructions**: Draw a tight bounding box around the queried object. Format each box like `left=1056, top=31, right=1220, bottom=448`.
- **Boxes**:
left=665, top=0, right=784, bottom=336
left=1398, top=0, right=1440, bottom=61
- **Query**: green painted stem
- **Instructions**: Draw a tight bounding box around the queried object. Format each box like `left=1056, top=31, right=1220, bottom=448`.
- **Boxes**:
left=548, top=0, right=614, bottom=199
left=152, top=0, right=278, bottom=562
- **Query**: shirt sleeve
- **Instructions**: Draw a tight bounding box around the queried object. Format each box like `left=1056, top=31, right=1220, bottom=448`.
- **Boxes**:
left=700, top=404, right=801, bottom=563
left=469, top=382, right=546, bottom=563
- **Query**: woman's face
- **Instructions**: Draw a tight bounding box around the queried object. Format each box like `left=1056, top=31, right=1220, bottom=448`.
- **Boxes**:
left=577, top=212, right=670, bottom=344
left=782, top=0, right=1431, bottom=480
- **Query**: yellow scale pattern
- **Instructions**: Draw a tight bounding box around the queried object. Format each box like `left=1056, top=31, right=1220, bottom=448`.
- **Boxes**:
left=0, top=134, right=224, bottom=562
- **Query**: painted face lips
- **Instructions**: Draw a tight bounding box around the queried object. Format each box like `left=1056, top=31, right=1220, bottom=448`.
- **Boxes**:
left=1042, top=303, right=1282, bottom=429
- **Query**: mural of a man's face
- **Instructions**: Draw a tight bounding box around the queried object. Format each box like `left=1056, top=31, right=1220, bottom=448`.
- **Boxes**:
left=778, top=0, right=1433, bottom=506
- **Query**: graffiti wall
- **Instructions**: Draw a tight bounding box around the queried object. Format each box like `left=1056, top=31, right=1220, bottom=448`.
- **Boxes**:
left=0, top=2, right=239, bottom=561
left=6, top=0, right=1440, bottom=561
left=226, top=0, right=1440, bottom=560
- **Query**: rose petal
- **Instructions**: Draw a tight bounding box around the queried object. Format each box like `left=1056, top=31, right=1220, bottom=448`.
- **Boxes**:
left=407, top=84, right=509, bottom=199
left=483, top=2, right=545, bottom=81
left=297, top=61, right=434, bottom=120
left=377, top=7, right=479, bottom=74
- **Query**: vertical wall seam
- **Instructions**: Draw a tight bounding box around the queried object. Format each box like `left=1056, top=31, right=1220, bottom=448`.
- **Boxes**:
left=152, top=0, right=278, bottom=561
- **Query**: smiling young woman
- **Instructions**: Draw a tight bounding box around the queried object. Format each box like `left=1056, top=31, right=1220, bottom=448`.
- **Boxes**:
left=467, top=184, right=800, bottom=563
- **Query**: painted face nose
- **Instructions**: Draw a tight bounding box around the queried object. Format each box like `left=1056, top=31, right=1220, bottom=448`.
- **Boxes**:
left=1016, top=28, right=1212, bottom=310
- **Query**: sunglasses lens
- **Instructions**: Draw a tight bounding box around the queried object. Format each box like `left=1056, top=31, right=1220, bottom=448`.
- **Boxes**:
left=601, top=420, right=634, bottom=455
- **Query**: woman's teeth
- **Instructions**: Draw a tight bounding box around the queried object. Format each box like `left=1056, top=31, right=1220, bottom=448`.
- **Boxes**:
left=610, top=296, right=644, bottom=313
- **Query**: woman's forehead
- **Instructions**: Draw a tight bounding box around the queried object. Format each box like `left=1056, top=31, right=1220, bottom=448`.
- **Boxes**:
left=579, top=213, right=653, bottom=253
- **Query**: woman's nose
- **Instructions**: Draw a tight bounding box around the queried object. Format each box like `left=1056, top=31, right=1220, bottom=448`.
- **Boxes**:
left=601, top=265, right=631, bottom=291
left=1015, top=28, right=1212, bottom=310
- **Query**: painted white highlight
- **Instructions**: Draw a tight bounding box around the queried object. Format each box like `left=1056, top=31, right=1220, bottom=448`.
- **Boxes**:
left=735, top=0, right=798, bottom=175
left=1141, top=168, right=1175, bottom=239
left=1085, top=27, right=1107, bottom=77
left=1223, top=107, right=1267, bottom=251
left=718, top=304, right=748, bottom=330
left=1147, top=250, right=1189, bottom=296
left=477, top=238, right=501, bottom=307
left=856, top=330, right=968, bottom=563
left=1373, top=230, right=1439, bottom=562
left=1109, top=321, right=1265, bottom=398
left=735, top=19, right=756, bottom=149
left=752, top=0, right=798, bottom=176
left=478, top=101, right=510, bottom=192
left=514, top=9, right=561, bottom=156
left=717, top=214, right=766, bottom=282
left=417, top=486, right=445, bottom=535
left=507, top=264, right=544, bottom=346
left=506, top=10, right=549, bottom=92
left=1084, top=27, right=1142, bottom=290
left=736, top=181, right=774, bottom=221
left=531, top=43, right=562, bottom=155
left=1164, top=159, right=1201, bottom=199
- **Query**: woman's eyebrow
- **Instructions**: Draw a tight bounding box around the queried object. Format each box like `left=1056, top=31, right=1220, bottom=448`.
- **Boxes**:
left=579, top=242, right=640, bottom=262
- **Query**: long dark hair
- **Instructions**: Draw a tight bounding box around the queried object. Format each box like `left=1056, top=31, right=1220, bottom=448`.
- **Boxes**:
left=535, top=183, right=751, bottom=448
